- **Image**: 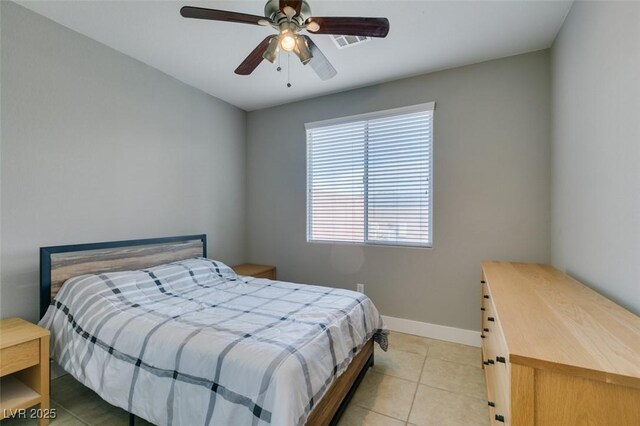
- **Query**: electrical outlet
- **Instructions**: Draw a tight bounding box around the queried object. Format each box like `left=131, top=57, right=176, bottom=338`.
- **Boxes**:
left=356, top=283, right=365, bottom=293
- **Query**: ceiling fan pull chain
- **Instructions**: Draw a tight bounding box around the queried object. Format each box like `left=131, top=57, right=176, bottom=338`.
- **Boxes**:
left=277, top=53, right=282, bottom=72
left=287, top=53, right=292, bottom=87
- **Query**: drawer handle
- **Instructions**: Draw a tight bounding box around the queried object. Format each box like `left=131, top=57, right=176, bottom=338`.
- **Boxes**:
left=483, top=295, right=490, bottom=299
left=486, top=359, right=494, bottom=365
left=495, top=414, right=505, bottom=422
left=483, top=328, right=490, bottom=332
left=483, top=360, right=489, bottom=365
left=496, top=356, right=506, bottom=363
left=488, top=401, right=495, bottom=407
left=487, top=317, right=495, bottom=322
left=481, top=307, right=486, bottom=311
left=481, top=335, right=486, bottom=339
left=481, top=280, right=486, bottom=284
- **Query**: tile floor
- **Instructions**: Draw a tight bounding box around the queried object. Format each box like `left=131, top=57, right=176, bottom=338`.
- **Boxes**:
left=342, top=332, right=489, bottom=426
left=1, top=332, right=489, bottom=426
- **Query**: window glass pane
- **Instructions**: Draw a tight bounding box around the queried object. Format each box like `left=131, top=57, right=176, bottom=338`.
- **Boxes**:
left=306, top=104, right=433, bottom=248
left=307, top=122, right=365, bottom=243
left=366, top=111, right=431, bottom=246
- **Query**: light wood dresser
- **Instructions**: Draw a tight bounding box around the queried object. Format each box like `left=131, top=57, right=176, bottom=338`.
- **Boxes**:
left=480, top=261, right=640, bottom=426
left=0, top=317, right=51, bottom=426
left=232, top=263, right=277, bottom=280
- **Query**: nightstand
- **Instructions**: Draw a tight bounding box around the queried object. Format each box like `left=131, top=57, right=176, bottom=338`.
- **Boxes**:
left=233, top=264, right=277, bottom=280
left=0, top=318, right=51, bottom=426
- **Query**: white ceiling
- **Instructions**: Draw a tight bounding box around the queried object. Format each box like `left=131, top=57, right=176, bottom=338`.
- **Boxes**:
left=17, top=0, right=572, bottom=111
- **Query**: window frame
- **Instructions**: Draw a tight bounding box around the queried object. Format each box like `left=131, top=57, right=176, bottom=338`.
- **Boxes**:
left=305, top=102, right=435, bottom=249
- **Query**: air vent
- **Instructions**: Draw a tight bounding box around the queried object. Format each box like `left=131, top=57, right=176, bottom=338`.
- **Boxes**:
left=331, top=35, right=370, bottom=49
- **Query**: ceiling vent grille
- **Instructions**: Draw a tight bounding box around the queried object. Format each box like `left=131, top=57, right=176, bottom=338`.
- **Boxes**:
left=331, top=35, right=370, bottom=49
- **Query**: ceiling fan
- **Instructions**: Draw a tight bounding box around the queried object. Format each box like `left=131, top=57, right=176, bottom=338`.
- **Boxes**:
left=180, top=0, right=389, bottom=81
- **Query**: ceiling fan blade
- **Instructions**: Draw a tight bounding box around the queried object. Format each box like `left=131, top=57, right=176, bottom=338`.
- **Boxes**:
left=303, top=36, right=337, bottom=81
left=180, top=6, right=271, bottom=26
left=235, top=36, right=275, bottom=75
left=305, top=17, right=390, bottom=38
left=280, top=1, right=303, bottom=16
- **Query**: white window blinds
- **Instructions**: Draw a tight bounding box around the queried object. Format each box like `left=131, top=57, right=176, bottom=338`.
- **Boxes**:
left=306, top=102, right=434, bottom=248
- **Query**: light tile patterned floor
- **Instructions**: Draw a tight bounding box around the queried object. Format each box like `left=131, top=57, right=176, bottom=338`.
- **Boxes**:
left=341, top=332, right=489, bottom=426
left=1, top=332, right=489, bottom=425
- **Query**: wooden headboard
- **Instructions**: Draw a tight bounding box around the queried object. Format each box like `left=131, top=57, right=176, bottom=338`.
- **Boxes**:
left=40, top=234, right=207, bottom=318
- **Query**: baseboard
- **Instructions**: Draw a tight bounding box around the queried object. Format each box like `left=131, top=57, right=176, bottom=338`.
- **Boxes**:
left=381, top=315, right=481, bottom=347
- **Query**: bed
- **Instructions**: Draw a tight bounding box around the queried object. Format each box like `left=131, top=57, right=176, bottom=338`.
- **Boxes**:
left=38, top=235, right=388, bottom=426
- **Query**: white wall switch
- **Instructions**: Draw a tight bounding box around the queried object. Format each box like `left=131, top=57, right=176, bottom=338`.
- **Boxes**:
left=356, top=283, right=365, bottom=293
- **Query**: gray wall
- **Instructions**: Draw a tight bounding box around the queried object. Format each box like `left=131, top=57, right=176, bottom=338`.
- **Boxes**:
left=551, top=1, right=640, bottom=314
left=0, top=2, right=247, bottom=322
left=246, top=50, right=551, bottom=331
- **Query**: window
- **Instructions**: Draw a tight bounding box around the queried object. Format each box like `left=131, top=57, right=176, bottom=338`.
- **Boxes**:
left=306, top=102, right=434, bottom=248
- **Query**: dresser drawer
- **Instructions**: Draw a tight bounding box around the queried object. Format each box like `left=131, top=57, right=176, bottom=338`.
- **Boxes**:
left=482, top=295, right=503, bottom=363
left=493, top=358, right=511, bottom=425
left=490, top=312, right=509, bottom=371
left=0, top=339, right=39, bottom=377
left=483, top=358, right=497, bottom=423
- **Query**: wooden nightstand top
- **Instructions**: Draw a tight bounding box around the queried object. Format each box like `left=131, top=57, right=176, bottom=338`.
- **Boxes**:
left=232, top=263, right=276, bottom=278
left=0, top=318, right=49, bottom=350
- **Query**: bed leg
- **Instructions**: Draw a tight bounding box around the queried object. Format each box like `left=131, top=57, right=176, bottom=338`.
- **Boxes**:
left=129, top=413, right=135, bottom=426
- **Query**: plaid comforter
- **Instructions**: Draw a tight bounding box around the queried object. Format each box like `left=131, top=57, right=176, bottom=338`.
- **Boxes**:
left=40, top=258, right=388, bottom=426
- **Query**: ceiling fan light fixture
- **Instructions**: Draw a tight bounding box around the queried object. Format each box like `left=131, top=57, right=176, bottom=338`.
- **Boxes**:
left=262, top=37, right=280, bottom=63
left=306, top=20, right=320, bottom=32
left=294, top=36, right=313, bottom=64
left=282, top=6, right=296, bottom=19
left=280, top=33, right=296, bottom=51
